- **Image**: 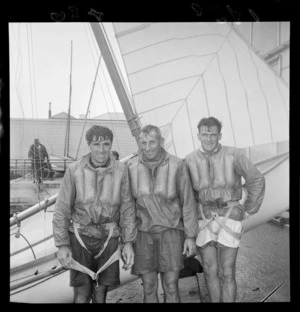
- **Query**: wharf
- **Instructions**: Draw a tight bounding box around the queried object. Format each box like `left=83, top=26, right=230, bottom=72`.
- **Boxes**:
left=10, top=176, right=62, bottom=215
left=106, top=222, right=290, bottom=303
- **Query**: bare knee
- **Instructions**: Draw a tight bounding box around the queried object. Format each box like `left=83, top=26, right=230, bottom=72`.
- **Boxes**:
left=92, top=284, right=108, bottom=303
left=202, top=260, right=218, bottom=277
left=73, top=285, right=92, bottom=303
left=163, top=279, right=178, bottom=296
left=74, top=293, right=91, bottom=303
left=143, top=280, right=157, bottom=296
left=220, top=266, right=235, bottom=283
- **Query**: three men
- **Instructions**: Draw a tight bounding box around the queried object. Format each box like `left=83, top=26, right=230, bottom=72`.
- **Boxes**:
left=126, top=125, right=198, bottom=303
left=53, top=118, right=265, bottom=303
left=53, top=125, right=137, bottom=303
left=185, top=117, right=265, bottom=302
left=28, top=138, right=49, bottom=183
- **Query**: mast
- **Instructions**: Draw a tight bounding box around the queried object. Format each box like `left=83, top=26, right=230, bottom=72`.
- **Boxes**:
left=90, top=23, right=141, bottom=143
left=75, top=55, right=102, bottom=160
left=64, top=40, right=73, bottom=157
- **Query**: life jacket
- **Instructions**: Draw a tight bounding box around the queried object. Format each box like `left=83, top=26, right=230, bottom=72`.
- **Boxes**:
left=127, top=153, right=178, bottom=200
left=185, top=146, right=242, bottom=204
left=71, top=155, right=124, bottom=222
left=127, top=152, right=190, bottom=234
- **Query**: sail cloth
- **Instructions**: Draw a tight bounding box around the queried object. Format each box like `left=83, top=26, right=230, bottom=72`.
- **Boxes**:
left=112, top=23, right=289, bottom=158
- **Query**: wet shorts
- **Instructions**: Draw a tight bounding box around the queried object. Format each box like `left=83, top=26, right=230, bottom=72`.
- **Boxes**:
left=196, top=217, right=243, bottom=248
left=69, top=231, right=120, bottom=287
left=132, top=228, right=184, bottom=275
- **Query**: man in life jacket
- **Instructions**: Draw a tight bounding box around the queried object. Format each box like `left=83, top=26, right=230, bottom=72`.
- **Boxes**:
left=28, top=138, right=49, bottom=183
left=127, top=125, right=198, bottom=303
left=53, top=125, right=137, bottom=303
left=185, top=117, right=265, bottom=302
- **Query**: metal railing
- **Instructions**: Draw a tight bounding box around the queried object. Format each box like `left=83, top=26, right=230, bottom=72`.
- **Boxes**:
left=10, top=158, right=75, bottom=178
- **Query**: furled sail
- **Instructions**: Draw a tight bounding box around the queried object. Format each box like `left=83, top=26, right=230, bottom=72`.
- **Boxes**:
left=113, top=22, right=289, bottom=158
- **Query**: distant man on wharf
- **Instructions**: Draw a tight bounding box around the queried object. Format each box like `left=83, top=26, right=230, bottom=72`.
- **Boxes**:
left=185, top=117, right=265, bottom=302
left=127, top=125, right=198, bottom=303
left=53, top=125, right=137, bottom=303
left=28, top=138, right=49, bottom=184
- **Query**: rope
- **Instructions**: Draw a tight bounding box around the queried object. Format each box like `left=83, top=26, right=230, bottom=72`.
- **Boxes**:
left=10, top=232, right=36, bottom=260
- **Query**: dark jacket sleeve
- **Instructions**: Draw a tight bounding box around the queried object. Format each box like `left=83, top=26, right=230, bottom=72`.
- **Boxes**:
left=41, top=144, right=49, bottom=159
left=177, top=160, right=199, bottom=238
left=52, top=165, right=76, bottom=247
left=234, top=150, right=265, bottom=214
left=119, top=166, right=137, bottom=243
left=28, top=145, right=33, bottom=158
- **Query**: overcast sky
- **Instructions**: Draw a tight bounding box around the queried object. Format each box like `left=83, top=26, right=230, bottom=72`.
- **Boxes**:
left=9, top=22, right=127, bottom=120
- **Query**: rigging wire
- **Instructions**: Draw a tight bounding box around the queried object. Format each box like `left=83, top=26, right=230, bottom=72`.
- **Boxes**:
left=11, top=23, right=25, bottom=118
left=26, top=24, right=34, bottom=119
left=83, top=23, right=121, bottom=154
left=10, top=232, right=36, bottom=260
left=75, top=54, right=102, bottom=160
left=29, top=24, right=39, bottom=120
left=11, top=23, right=26, bottom=155
left=64, top=41, right=73, bottom=158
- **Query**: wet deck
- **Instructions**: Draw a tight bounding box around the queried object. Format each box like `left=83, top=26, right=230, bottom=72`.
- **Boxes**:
left=106, top=222, right=290, bottom=303
left=10, top=175, right=291, bottom=303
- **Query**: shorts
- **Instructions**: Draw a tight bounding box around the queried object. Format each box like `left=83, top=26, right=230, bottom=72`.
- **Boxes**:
left=132, top=228, right=184, bottom=275
left=69, top=231, right=120, bottom=287
left=196, top=217, right=243, bottom=248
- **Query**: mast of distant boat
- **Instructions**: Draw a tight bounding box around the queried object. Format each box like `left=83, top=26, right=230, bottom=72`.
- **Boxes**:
left=64, top=40, right=75, bottom=160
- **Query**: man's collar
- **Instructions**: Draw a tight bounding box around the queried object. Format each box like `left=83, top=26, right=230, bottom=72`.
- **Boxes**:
left=138, top=148, right=168, bottom=168
left=199, top=144, right=222, bottom=155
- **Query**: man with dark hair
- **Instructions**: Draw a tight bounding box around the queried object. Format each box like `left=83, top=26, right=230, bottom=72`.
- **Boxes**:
left=127, top=124, right=198, bottom=303
left=185, top=116, right=265, bottom=302
left=28, top=138, right=49, bottom=184
left=53, top=125, right=137, bottom=303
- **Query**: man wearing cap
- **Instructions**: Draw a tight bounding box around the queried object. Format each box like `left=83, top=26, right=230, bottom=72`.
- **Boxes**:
left=28, top=138, right=49, bottom=183
left=127, top=124, right=198, bottom=303
left=53, top=125, right=137, bottom=303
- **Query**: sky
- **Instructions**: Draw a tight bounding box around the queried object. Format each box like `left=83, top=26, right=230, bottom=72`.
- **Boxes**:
left=9, top=22, right=128, bottom=120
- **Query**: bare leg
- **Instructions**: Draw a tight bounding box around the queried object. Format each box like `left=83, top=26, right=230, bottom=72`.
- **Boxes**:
left=140, top=271, right=159, bottom=303
left=91, top=284, right=109, bottom=303
left=73, top=283, right=92, bottom=303
left=198, top=244, right=221, bottom=302
left=219, top=247, right=238, bottom=302
left=160, top=270, right=181, bottom=303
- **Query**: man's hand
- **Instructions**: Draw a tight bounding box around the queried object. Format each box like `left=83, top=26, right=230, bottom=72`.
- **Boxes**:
left=182, top=238, right=196, bottom=258
left=121, top=242, right=134, bottom=270
left=57, top=245, right=72, bottom=268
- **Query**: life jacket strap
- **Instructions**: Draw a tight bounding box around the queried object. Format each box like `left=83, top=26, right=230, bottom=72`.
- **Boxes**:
left=199, top=202, right=243, bottom=240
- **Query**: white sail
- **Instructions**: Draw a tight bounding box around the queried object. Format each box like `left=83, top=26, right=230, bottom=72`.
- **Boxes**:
left=10, top=22, right=290, bottom=303
left=113, top=22, right=289, bottom=158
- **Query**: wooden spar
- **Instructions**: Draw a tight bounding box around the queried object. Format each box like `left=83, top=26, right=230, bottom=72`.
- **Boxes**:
left=90, top=23, right=141, bottom=143
left=9, top=152, right=286, bottom=226
left=9, top=155, right=136, bottom=226
left=9, top=151, right=287, bottom=227
left=10, top=194, right=58, bottom=227
left=64, top=41, right=73, bottom=157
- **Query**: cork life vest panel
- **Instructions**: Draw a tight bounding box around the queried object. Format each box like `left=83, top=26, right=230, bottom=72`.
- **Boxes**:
left=74, top=167, right=122, bottom=206
left=128, top=159, right=178, bottom=200
left=187, top=148, right=237, bottom=193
